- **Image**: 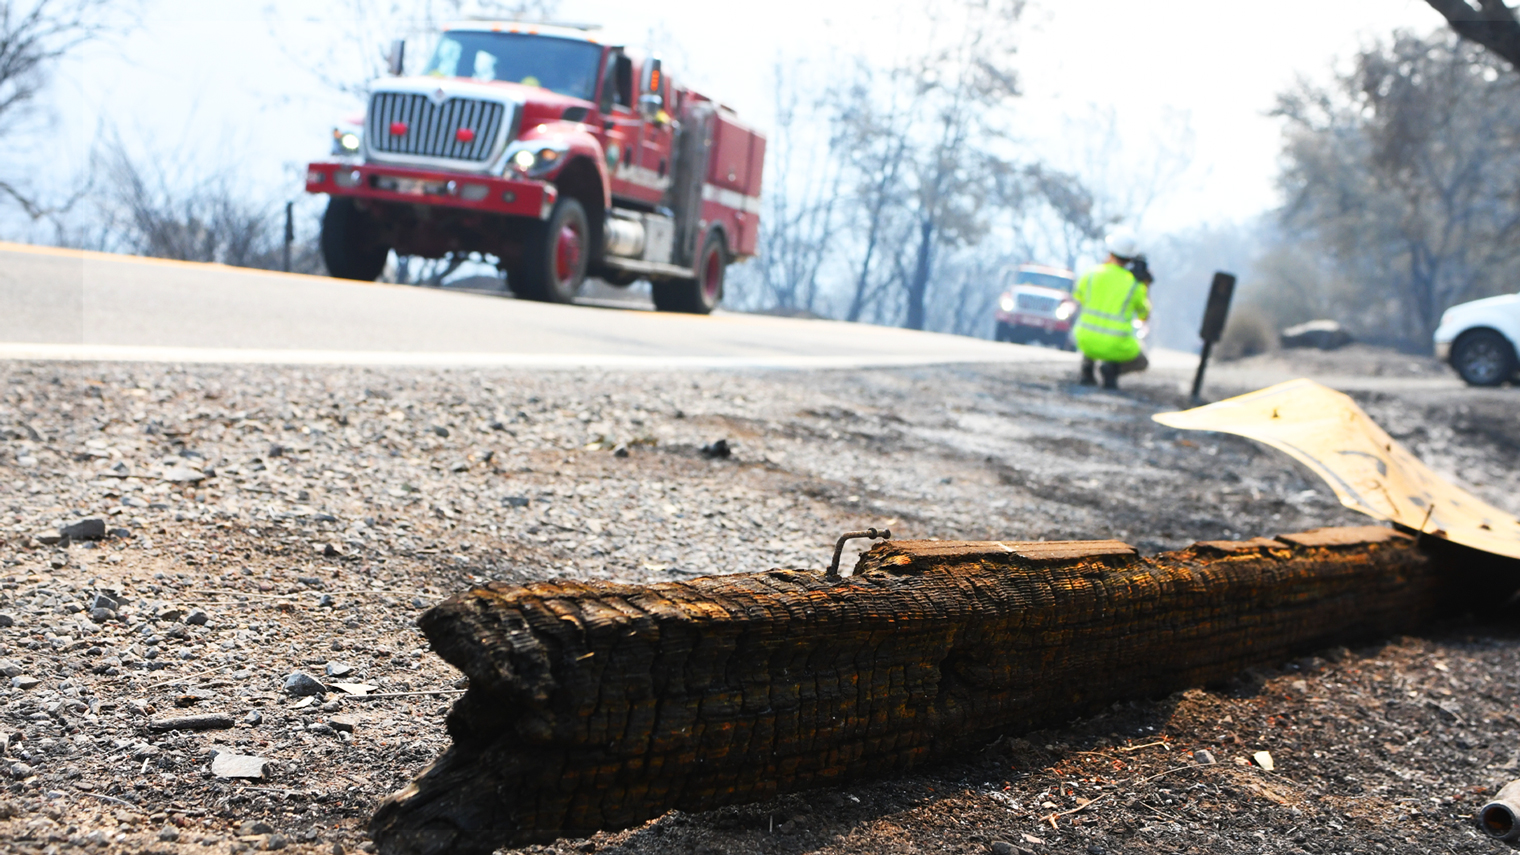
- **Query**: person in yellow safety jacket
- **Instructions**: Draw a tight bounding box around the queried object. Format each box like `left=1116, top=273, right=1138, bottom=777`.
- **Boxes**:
left=1073, top=227, right=1151, bottom=389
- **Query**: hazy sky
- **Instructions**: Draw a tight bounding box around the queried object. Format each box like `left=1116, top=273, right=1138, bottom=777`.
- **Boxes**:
left=19, top=0, right=1445, bottom=241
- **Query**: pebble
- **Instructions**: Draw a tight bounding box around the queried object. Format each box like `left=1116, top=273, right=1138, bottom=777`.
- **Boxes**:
left=89, top=593, right=118, bottom=611
left=161, top=466, right=206, bottom=483
left=1195, top=749, right=1217, bottom=765
left=60, top=518, right=106, bottom=541
left=0, top=614, right=10, bottom=628
left=211, top=753, right=270, bottom=779
left=325, top=661, right=354, bottom=678
left=329, top=716, right=357, bottom=733
left=283, top=672, right=327, bottom=696
left=88, top=607, right=114, bottom=624
left=11, top=676, right=39, bottom=690
left=158, top=828, right=180, bottom=842
left=245, top=710, right=264, bottom=726
left=186, top=610, right=209, bottom=626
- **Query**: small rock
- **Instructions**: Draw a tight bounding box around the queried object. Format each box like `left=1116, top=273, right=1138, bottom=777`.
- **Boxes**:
left=411, top=596, right=428, bottom=609
left=158, top=607, right=184, bottom=622
left=321, top=699, right=342, bottom=713
left=244, top=710, right=263, bottom=726
left=60, top=518, right=107, bottom=541
left=699, top=439, right=732, bottom=459
left=0, top=615, right=12, bottom=628
left=612, top=443, right=629, bottom=458
left=332, top=843, right=346, bottom=855
left=90, top=593, right=118, bottom=611
left=185, top=610, right=209, bottom=626
left=11, top=676, right=39, bottom=690
left=329, top=716, right=356, bottom=733
left=307, top=722, right=335, bottom=736
left=283, top=672, right=326, bottom=697
left=161, top=466, right=205, bottom=483
left=318, top=594, right=336, bottom=608
left=322, top=543, right=341, bottom=557
left=325, top=662, right=354, bottom=678
left=88, top=607, right=115, bottom=624
left=267, top=834, right=288, bottom=850
left=1195, top=749, right=1217, bottom=765
left=33, top=530, right=63, bottom=546
left=1253, top=750, right=1275, bottom=771
left=431, top=425, right=449, bottom=438
left=0, top=662, right=18, bottom=678
left=991, top=843, right=1021, bottom=855
left=211, top=753, right=269, bottom=779
left=502, top=496, right=530, bottom=508
left=240, top=820, right=276, bottom=836
left=158, top=828, right=180, bottom=842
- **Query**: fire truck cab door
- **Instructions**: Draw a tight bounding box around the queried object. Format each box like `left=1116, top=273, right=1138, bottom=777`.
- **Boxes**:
left=598, top=50, right=649, bottom=205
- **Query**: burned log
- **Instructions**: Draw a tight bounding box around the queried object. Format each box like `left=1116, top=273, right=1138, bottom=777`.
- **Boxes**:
left=371, top=526, right=1508, bottom=854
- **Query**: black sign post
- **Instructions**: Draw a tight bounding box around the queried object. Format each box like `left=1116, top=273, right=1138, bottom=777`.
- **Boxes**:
left=1191, top=271, right=1236, bottom=402
left=283, top=202, right=295, bottom=273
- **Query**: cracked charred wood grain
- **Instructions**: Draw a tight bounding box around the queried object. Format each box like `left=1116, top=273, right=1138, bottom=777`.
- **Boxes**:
left=371, top=525, right=1495, bottom=855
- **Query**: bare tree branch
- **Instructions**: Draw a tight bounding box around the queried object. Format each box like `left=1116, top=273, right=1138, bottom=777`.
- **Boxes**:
left=1424, top=0, right=1520, bottom=68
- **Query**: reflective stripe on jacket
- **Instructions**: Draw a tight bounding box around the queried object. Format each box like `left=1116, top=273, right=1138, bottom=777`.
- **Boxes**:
left=1072, top=262, right=1149, bottom=362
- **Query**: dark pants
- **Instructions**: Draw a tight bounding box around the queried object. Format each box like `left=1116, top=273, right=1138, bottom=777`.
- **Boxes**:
left=1081, top=351, right=1149, bottom=376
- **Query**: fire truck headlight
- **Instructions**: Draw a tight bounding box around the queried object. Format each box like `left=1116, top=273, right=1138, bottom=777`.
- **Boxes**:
left=998, top=294, right=1015, bottom=313
left=332, top=128, right=361, bottom=155
left=1055, top=302, right=1076, bottom=320
left=511, top=149, right=537, bottom=171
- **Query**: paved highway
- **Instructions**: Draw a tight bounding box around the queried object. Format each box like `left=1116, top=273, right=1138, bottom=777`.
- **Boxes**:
left=0, top=241, right=1156, bottom=370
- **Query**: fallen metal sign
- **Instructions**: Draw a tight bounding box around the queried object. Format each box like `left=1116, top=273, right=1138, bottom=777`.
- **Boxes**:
left=369, top=526, right=1508, bottom=854
left=1154, top=379, right=1520, bottom=559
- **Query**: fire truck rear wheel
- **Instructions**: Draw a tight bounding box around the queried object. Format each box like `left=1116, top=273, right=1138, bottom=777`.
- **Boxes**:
left=320, top=198, right=390, bottom=282
left=652, top=232, right=726, bottom=314
left=513, top=198, right=589, bottom=304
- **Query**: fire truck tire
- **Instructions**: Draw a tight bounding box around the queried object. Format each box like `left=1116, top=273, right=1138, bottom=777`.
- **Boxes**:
left=653, top=232, right=725, bottom=314
left=320, top=198, right=390, bottom=282
left=513, top=198, right=589, bottom=304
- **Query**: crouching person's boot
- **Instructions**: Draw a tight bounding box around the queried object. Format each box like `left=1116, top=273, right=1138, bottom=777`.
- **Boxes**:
left=1100, top=362, right=1120, bottom=389
left=1079, top=358, right=1097, bottom=386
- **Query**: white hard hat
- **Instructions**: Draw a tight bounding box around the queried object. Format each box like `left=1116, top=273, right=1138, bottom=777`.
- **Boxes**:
left=1105, top=227, right=1140, bottom=259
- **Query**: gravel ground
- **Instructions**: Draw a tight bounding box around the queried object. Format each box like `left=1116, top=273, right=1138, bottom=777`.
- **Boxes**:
left=0, top=350, right=1517, bottom=855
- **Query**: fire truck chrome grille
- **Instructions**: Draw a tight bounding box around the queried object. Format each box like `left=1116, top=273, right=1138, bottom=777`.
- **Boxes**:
left=367, top=92, right=507, bottom=162
left=1015, top=293, right=1060, bottom=314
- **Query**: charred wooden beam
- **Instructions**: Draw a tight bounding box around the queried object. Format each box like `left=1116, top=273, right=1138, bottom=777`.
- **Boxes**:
left=371, top=526, right=1510, bottom=854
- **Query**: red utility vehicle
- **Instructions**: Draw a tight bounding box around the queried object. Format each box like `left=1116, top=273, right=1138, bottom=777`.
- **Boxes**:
left=993, top=263, right=1078, bottom=349
left=306, top=22, right=766, bottom=314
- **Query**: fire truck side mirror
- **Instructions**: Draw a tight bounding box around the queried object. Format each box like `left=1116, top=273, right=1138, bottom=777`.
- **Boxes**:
left=386, top=39, right=406, bottom=76
left=639, top=94, right=663, bottom=121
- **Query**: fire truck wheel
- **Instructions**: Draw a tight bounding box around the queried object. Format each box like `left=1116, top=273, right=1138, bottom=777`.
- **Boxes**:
left=320, top=198, right=390, bottom=282
left=652, top=232, right=726, bottom=314
left=514, top=198, right=589, bottom=304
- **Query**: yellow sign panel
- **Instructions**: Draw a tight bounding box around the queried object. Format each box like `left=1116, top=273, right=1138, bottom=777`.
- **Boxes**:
left=1153, top=379, right=1520, bottom=560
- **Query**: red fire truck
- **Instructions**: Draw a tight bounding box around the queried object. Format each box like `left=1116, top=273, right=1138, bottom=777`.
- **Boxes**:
left=305, top=22, right=766, bottom=314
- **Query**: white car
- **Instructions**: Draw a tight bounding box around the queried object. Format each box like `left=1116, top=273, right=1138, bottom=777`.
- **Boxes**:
left=1433, top=293, right=1520, bottom=386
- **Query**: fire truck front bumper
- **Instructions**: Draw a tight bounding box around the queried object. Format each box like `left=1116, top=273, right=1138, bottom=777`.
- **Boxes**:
left=305, top=162, right=557, bottom=220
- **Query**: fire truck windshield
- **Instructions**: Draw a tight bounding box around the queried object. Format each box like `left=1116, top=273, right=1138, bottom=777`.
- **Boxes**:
left=423, top=32, right=602, bottom=101
left=1014, top=270, right=1074, bottom=292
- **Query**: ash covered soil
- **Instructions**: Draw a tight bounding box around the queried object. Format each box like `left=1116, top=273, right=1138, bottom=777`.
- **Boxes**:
left=0, top=351, right=1517, bottom=855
